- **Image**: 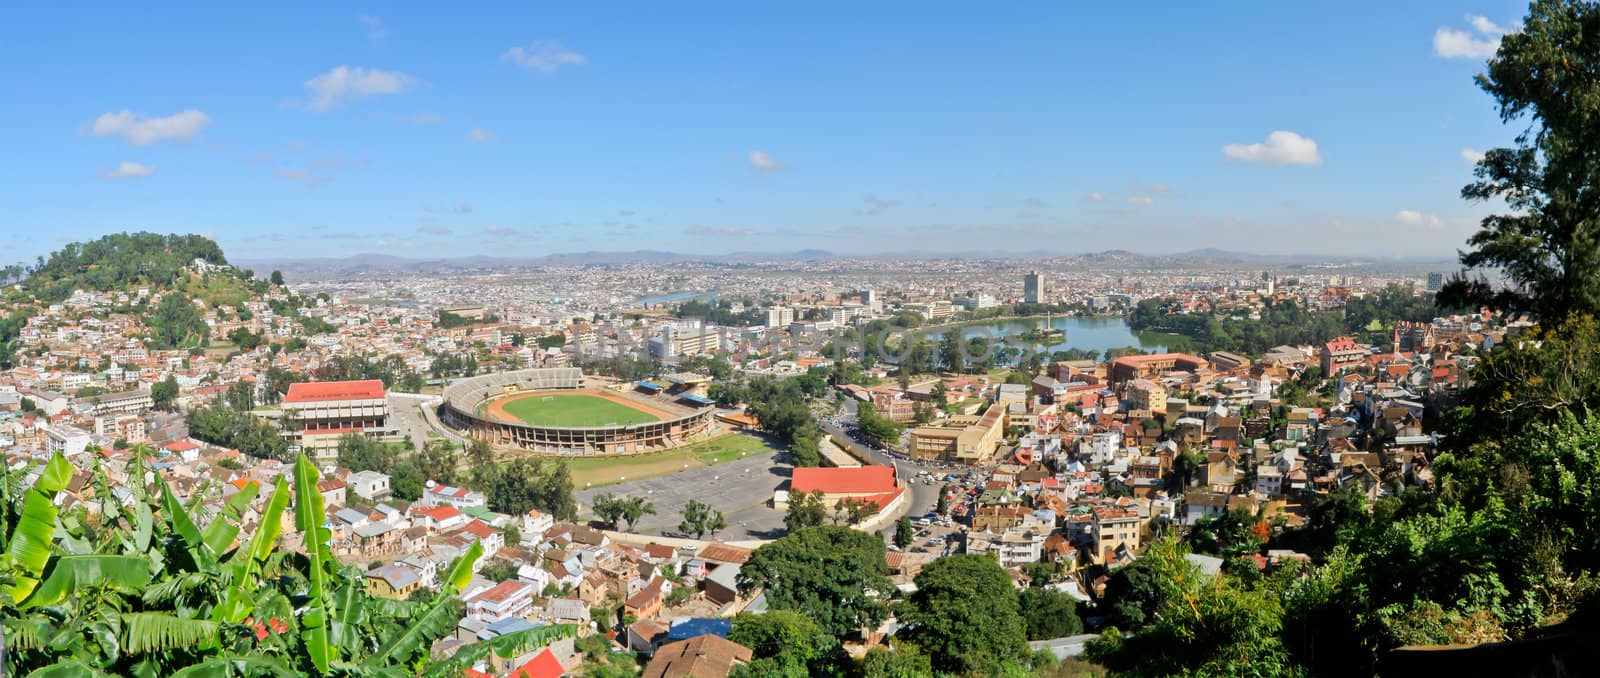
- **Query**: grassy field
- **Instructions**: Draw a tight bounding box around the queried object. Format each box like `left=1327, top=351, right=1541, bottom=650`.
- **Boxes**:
left=499, top=394, right=661, bottom=427
left=566, top=433, right=780, bottom=487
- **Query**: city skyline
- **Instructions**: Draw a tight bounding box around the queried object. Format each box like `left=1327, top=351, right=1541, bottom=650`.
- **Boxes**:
left=3, top=2, right=1524, bottom=261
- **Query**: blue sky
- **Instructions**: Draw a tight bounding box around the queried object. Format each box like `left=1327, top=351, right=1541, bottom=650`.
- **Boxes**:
left=0, top=1, right=1531, bottom=261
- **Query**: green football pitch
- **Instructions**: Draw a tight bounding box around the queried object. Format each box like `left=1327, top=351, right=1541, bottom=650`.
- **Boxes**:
left=498, top=394, right=662, bottom=427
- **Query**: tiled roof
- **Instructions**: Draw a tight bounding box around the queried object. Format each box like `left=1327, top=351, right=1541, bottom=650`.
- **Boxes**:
left=284, top=379, right=385, bottom=403
left=790, top=465, right=896, bottom=495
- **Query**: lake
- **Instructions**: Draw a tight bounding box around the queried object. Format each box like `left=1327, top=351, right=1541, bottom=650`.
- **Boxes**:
left=915, top=315, right=1175, bottom=358
left=632, top=290, right=707, bottom=306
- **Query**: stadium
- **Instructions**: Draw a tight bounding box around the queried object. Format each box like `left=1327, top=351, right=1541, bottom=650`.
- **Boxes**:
left=440, top=368, right=716, bottom=455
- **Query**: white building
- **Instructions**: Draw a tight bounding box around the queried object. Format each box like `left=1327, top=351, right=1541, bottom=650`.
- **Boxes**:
left=45, top=424, right=92, bottom=458
left=348, top=470, right=391, bottom=501
left=422, top=482, right=488, bottom=510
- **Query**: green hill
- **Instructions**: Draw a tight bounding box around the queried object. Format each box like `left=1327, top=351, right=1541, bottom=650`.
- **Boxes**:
left=23, top=232, right=247, bottom=304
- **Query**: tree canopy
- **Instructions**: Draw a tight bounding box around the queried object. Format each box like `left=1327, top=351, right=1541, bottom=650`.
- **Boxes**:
left=1441, top=0, right=1600, bottom=321
left=896, top=554, right=1030, bottom=675
left=737, top=526, right=892, bottom=639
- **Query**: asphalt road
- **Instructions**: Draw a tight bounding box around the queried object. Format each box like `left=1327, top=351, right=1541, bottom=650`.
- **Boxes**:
left=387, top=393, right=459, bottom=450
left=573, top=449, right=792, bottom=541
left=1029, top=634, right=1097, bottom=660
left=821, top=398, right=945, bottom=526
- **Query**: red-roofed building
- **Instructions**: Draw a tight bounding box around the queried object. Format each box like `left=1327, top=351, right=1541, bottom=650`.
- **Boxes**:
left=284, top=380, right=386, bottom=403
left=508, top=647, right=565, bottom=678
left=411, top=503, right=468, bottom=533
left=465, top=579, right=536, bottom=620
left=785, top=465, right=903, bottom=515
left=1320, top=337, right=1366, bottom=374
left=1108, top=353, right=1208, bottom=384
left=791, top=465, right=897, bottom=495
left=280, top=380, right=397, bottom=468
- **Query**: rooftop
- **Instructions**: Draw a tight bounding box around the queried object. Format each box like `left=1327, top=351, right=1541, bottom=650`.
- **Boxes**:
left=284, top=379, right=386, bottom=404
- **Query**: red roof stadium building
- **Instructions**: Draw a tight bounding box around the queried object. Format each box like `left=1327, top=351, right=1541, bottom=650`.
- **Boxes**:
left=281, top=380, right=401, bottom=468
left=781, top=465, right=907, bottom=516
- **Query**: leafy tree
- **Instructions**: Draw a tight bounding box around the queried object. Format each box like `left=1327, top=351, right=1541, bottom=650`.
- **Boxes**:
left=1017, top=587, right=1083, bottom=641
left=784, top=490, right=828, bottom=533
left=408, top=439, right=460, bottom=486
left=938, top=331, right=965, bottom=373
left=151, top=374, right=179, bottom=411
left=833, top=497, right=879, bottom=526
left=893, top=516, right=914, bottom=549
left=728, top=610, right=843, bottom=677
left=591, top=493, right=627, bottom=530
left=480, top=560, right=520, bottom=583
left=678, top=499, right=726, bottom=539
left=620, top=496, right=655, bottom=532
left=1184, top=507, right=1266, bottom=559
left=475, top=458, right=576, bottom=521
left=186, top=402, right=290, bottom=461
left=1440, top=0, right=1600, bottom=321
left=1099, top=557, right=1164, bottom=630
left=854, top=401, right=901, bottom=447
left=150, top=292, right=208, bottom=349
left=855, top=645, right=934, bottom=678
left=336, top=433, right=395, bottom=474
left=738, top=526, right=893, bottom=639
left=1085, top=539, right=1297, bottom=677
left=269, top=269, right=285, bottom=286
left=896, top=554, right=1029, bottom=675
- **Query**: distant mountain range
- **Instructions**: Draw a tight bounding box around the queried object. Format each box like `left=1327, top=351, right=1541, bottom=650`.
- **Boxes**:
left=237, top=249, right=841, bottom=278
left=239, top=248, right=1453, bottom=280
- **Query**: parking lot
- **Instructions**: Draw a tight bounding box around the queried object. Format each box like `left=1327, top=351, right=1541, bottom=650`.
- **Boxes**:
left=574, top=447, right=792, bottom=542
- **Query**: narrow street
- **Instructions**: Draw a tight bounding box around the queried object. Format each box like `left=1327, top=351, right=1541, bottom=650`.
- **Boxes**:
left=819, top=397, right=943, bottom=523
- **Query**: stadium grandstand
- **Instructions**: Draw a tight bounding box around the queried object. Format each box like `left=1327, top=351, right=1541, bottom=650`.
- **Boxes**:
left=440, top=368, right=715, bottom=455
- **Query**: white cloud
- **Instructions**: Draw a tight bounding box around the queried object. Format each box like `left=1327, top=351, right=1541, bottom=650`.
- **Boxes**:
left=1461, top=148, right=1486, bottom=163
left=1396, top=210, right=1444, bottom=230
left=501, top=40, right=586, bottom=73
left=748, top=150, right=782, bottom=171
left=468, top=127, right=496, bottom=143
left=1222, top=130, right=1323, bottom=166
left=1470, top=15, right=1507, bottom=35
left=484, top=224, right=518, bottom=236
left=102, top=161, right=155, bottom=180
left=1085, top=192, right=1104, bottom=202
left=89, top=109, right=211, bottom=146
left=299, top=66, right=421, bottom=111
left=359, top=14, right=388, bottom=43
left=1127, top=196, right=1154, bottom=206
left=275, top=169, right=325, bottom=188
left=1435, top=15, right=1507, bottom=59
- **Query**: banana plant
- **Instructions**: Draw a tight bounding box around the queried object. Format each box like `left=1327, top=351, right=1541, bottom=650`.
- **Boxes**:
left=421, top=622, right=579, bottom=677
left=362, top=540, right=483, bottom=670
left=213, top=475, right=289, bottom=625
left=292, top=451, right=339, bottom=673
left=3, top=450, right=585, bottom=677
left=4, top=453, right=74, bottom=603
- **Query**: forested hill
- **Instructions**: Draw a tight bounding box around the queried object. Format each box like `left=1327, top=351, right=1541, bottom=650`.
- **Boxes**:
left=21, top=232, right=240, bottom=303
